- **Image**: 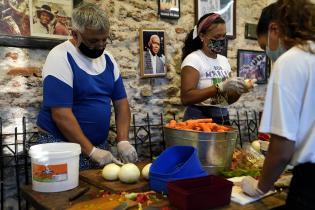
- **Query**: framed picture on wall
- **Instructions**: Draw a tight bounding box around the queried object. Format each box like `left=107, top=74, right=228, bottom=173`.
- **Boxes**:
left=237, top=49, right=269, bottom=84
left=139, top=28, right=166, bottom=78
left=195, top=0, right=236, bottom=39
left=245, top=23, right=258, bottom=40
left=0, top=0, right=81, bottom=49
left=30, top=0, right=72, bottom=39
left=158, top=0, right=180, bottom=19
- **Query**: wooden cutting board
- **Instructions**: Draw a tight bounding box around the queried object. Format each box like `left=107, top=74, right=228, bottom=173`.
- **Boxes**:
left=67, top=194, right=138, bottom=210
left=79, top=162, right=150, bottom=192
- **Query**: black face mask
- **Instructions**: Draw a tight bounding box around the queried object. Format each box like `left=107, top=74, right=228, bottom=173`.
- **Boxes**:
left=207, top=38, right=226, bottom=54
left=78, top=42, right=104, bottom=59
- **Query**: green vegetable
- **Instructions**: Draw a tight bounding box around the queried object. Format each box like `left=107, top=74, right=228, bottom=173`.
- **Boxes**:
left=125, top=192, right=138, bottom=200
left=220, top=168, right=261, bottom=178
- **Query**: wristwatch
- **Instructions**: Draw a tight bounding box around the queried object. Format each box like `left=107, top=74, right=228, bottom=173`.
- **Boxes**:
left=215, top=84, right=221, bottom=95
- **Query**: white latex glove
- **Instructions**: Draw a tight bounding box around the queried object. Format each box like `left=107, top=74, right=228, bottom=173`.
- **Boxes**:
left=117, top=141, right=138, bottom=163
left=89, top=147, right=123, bottom=166
left=218, top=77, right=247, bottom=95
left=241, top=176, right=265, bottom=197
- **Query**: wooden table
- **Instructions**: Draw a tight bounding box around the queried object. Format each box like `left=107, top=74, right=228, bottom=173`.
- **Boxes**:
left=21, top=181, right=287, bottom=210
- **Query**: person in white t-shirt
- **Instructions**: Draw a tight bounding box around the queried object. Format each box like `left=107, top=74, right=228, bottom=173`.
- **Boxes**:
left=241, top=1, right=315, bottom=209
left=180, top=13, right=251, bottom=124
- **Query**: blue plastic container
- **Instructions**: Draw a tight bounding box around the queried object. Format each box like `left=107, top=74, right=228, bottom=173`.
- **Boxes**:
left=149, top=146, right=208, bottom=193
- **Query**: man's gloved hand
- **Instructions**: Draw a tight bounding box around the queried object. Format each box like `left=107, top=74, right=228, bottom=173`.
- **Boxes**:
left=89, top=147, right=123, bottom=166
left=217, top=77, right=247, bottom=95
left=241, top=176, right=265, bottom=197
left=117, top=141, right=138, bottom=163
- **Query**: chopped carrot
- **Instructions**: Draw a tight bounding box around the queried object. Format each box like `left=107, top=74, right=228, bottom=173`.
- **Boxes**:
left=194, top=118, right=213, bottom=123
left=199, top=123, right=212, bottom=132
left=166, top=119, right=230, bottom=133
left=168, top=120, right=177, bottom=128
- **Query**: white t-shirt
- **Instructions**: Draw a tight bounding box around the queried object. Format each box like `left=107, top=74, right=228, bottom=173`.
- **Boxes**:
left=259, top=42, right=315, bottom=166
left=181, top=50, right=231, bottom=106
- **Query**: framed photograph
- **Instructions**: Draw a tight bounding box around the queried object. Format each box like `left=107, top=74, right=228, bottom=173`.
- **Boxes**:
left=30, top=0, right=72, bottom=39
left=195, top=0, right=236, bottom=39
left=139, top=28, right=166, bottom=78
left=158, top=0, right=180, bottom=19
left=0, top=0, right=81, bottom=49
left=245, top=23, right=258, bottom=40
left=237, top=49, right=269, bottom=84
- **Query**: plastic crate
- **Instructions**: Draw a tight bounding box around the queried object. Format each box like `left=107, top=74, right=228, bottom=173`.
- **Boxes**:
left=167, top=175, right=233, bottom=210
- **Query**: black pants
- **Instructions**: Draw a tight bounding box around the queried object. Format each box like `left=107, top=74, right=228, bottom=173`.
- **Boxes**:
left=274, top=163, right=315, bottom=210
left=183, top=105, right=230, bottom=125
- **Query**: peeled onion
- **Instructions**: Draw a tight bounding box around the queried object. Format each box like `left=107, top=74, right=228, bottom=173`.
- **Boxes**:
left=102, top=163, right=121, bottom=181
left=141, top=163, right=152, bottom=180
left=251, top=140, right=261, bottom=152
left=118, top=163, right=140, bottom=183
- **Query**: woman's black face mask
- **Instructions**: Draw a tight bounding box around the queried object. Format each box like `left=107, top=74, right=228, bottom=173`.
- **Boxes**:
left=78, top=42, right=104, bottom=59
left=207, top=38, right=226, bottom=54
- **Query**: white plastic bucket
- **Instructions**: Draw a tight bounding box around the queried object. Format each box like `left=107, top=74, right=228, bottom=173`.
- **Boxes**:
left=29, top=142, right=81, bottom=192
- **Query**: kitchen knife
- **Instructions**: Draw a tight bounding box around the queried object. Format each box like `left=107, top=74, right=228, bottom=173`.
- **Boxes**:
left=113, top=202, right=128, bottom=210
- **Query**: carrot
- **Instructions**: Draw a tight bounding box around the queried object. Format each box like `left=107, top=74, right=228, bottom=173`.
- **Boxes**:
left=199, top=123, right=212, bottom=132
left=217, top=125, right=230, bottom=131
left=185, top=121, right=199, bottom=130
left=194, top=118, right=213, bottom=123
left=166, top=119, right=230, bottom=133
left=168, top=120, right=177, bottom=128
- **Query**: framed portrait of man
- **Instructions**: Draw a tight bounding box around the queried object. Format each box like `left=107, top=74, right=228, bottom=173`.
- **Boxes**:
left=139, top=28, right=166, bottom=78
left=30, top=0, right=73, bottom=39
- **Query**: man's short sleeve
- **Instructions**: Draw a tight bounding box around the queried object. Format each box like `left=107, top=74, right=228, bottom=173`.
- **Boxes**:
left=42, top=45, right=74, bottom=107
left=107, top=53, right=127, bottom=101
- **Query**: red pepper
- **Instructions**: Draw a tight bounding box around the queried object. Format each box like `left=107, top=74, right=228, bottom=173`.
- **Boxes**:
left=258, top=133, right=271, bottom=141
left=161, top=207, right=172, bottom=210
left=136, top=193, right=149, bottom=203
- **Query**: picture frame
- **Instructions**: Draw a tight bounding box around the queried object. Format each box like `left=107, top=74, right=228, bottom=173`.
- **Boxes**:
left=237, top=49, right=269, bottom=84
left=195, top=0, right=236, bottom=39
left=0, top=0, right=82, bottom=49
left=245, top=23, right=258, bottom=40
left=158, top=0, right=180, bottom=19
left=139, top=28, right=166, bottom=78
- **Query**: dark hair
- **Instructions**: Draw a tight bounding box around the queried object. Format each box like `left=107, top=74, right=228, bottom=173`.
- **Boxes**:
left=181, top=13, right=225, bottom=61
left=256, top=3, right=278, bottom=36
left=257, top=0, right=315, bottom=51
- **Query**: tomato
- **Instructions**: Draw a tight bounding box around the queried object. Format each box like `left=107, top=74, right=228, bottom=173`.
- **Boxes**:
left=136, top=193, right=149, bottom=203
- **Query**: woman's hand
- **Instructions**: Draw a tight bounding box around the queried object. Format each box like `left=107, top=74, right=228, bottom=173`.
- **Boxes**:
left=217, top=77, right=247, bottom=95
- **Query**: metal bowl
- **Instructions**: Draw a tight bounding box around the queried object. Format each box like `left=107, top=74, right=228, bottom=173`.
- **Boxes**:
left=164, top=127, right=238, bottom=175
